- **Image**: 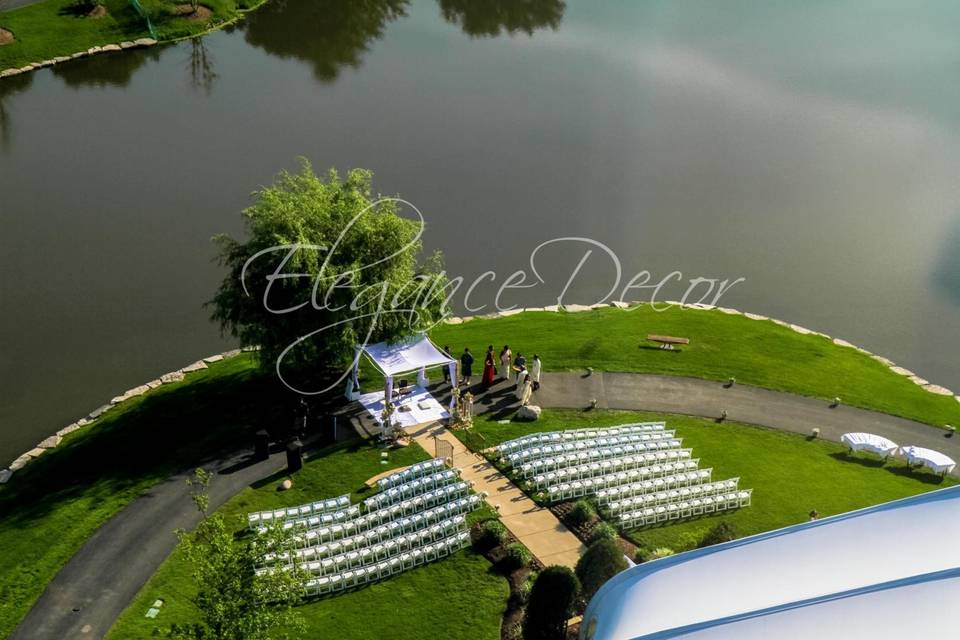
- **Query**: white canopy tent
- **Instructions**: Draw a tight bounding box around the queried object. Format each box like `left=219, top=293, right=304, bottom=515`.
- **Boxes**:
left=579, top=485, right=960, bottom=640
left=346, top=335, right=457, bottom=435
left=840, top=432, right=898, bottom=457
left=899, top=445, right=957, bottom=475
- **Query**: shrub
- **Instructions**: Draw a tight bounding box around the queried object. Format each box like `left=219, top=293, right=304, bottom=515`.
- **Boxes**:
left=589, top=522, right=618, bottom=544
left=568, top=499, right=596, bottom=526
left=523, top=566, right=581, bottom=640
left=502, top=542, right=532, bottom=571
left=698, top=521, right=738, bottom=548
left=648, top=547, right=675, bottom=560
left=575, top=539, right=628, bottom=601
left=473, top=519, right=508, bottom=552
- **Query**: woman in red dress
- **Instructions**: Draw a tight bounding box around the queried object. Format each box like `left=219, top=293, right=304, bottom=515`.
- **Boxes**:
left=482, top=345, right=496, bottom=388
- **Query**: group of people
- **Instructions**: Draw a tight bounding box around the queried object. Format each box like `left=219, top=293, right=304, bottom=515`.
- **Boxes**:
left=444, top=344, right=542, bottom=406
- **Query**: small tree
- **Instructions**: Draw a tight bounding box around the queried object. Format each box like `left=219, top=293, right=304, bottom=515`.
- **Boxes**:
left=169, top=469, right=309, bottom=640
left=523, top=566, right=580, bottom=640
left=698, top=521, right=737, bottom=548
left=575, top=538, right=628, bottom=602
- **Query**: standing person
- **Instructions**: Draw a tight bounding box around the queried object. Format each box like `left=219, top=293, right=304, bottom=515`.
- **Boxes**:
left=531, top=354, right=542, bottom=392
left=513, top=352, right=526, bottom=382
left=443, top=345, right=452, bottom=384
left=460, top=348, right=474, bottom=386
left=482, top=345, right=496, bottom=388
left=515, top=365, right=529, bottom=400
left=499, top=345, right=512, bottom=380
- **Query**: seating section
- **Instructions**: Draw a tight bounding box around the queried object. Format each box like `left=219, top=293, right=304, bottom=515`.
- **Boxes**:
left=250, top=459, right=482, bottom=597
left=495, top=422, right=752, bottom=530
left=248, top=494, right=351, bottom=529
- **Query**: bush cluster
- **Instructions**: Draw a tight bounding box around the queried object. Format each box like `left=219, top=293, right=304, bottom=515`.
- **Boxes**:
left=473, top=519, right=508, bottom=552
left=698, top=521, right=737, bottom=548
left=567, top=498, right=596, bottom=526
left=523, top=566, right=581, bottom=640
left=589, top=522, right=618, bottom=544
left=575, top=539, right=628, bottom=601
left=502, top=542, right=533, bottom=571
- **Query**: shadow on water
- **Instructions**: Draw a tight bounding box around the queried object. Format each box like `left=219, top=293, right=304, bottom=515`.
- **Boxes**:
left=241, top=0, right=566, bottom=81
left=51, top=46, right=164, bottom=89
left=243, top=0, right=410, bottom=83
left=437, top=0, right=565, bottom=38
left=0, top=72, right=33, bottom=152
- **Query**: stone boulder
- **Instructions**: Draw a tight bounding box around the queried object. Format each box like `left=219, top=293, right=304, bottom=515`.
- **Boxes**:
left=88, top=404, right=111, bottom=419
left=203, top=354, right=224, bottom=364
left=57, top=423, right=81, bottom=437
left=160, top=371, right=185, bottom=384
left=181, top=360, right=208, bottom=373
left=0, top=469, right=12, bottom=484
left=38, top=435, right=61, bottom=449
left=516, top=405, right=542, bottom=421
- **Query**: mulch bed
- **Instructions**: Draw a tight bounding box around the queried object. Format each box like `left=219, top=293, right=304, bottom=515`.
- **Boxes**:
left=173, top=4, right=213, bottom=20
left=0, top=28, right=14, bottom=46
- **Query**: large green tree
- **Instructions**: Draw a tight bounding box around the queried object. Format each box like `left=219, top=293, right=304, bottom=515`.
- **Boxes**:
left=211, top=162, right=448, bottom=393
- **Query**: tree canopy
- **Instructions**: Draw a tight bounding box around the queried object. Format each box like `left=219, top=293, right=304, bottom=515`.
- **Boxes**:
left=523, top=565, right=580, bottom=640
left=575, top=538, right=627, bottom=602
left=210, top=162, right=448, bottom=393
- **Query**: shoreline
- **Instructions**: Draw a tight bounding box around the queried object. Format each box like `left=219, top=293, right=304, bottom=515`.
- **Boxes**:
left=3, top=301, right=956, bottom=484
left=0, top=0, right=270, bottom=78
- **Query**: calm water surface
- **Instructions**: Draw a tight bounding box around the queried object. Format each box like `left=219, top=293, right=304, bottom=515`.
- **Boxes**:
left=1, top=0, right=960, bottom=464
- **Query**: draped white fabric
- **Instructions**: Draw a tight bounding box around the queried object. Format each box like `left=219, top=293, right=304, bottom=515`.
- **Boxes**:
left=840, top=432, right=898, bottom=456
left=899, top=445, right=957, bottom=474
left=362, top=335, right=454, bottom=376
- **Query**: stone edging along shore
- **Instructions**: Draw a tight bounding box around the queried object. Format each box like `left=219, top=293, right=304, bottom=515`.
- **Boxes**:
left=0, top=38, right=160, bottom=79
left=0, top=345, right=259, bottom=484
left=2, top=301, right=956, bottom=484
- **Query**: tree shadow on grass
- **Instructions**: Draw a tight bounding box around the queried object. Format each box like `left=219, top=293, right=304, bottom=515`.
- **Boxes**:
left=0, top=364, right=296, bottom=530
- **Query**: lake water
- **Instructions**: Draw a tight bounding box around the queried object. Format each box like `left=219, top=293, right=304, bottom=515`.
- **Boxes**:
left=2, top=0, right=960, bottom=465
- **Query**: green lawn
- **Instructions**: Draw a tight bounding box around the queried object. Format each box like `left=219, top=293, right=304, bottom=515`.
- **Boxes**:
left=0, top=353, right=277, bottom=639
left=4, top=306, right=958, bottom=636
left=0, top=0, right=266, bottom=70
left=107, top=440, right=508, bottom=640
left=459, top=408, right=956, bottom=555
left=431, top=306, right=960, bottom=428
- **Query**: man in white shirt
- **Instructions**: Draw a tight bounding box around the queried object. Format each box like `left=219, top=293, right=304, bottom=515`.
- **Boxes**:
left=531, top=354, right=542, bottom=390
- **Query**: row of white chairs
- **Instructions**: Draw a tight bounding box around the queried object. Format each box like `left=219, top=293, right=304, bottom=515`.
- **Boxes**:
left=376, top=458, right=447, bottom=491
left=543, top=461, right=702, bottom=502
left=292, top=493, right=483, bottom=548
left=298, top=517, right=466, bottom=576
left=504, top=431, right=677, bottom=466
left=605, top=479, right=740, bottom=516
left=617, top=490, right=753, bottom=529
left=304, top=531, right=471, bottom=596
left=364, top=469, right=459, bottom=511
left=270, top=505, right=361, bottom=533
left=533, top=450, right=694, bottom=489
left=496, top=422, right=667, bottom=455
left=295, top=499, right=480, bottom=559
left=519, top=439, right=683, bottom=478
left=247, top=494, right=351, bottom=529
left=593, top=469, right=713, bottom=505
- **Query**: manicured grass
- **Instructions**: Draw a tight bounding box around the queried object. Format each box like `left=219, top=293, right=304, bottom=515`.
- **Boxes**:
left=107, top=440, right=508, bottom=640
left=431, top=306, right=960, bottom=428
left=460, top=409, right=956, bottom=555
left=0, top=353, right=281, bottom=639
left=0, top=0, right=266, bottom=70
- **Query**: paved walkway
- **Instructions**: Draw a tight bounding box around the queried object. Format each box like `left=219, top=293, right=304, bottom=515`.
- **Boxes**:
left=14, top=371, right=957, bottom=639
left=534, top=372, right=960, bottom=464
left=406, top=420, right=585, bottom=568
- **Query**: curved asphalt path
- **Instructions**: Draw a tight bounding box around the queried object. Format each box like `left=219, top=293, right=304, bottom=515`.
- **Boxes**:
left=11, top=372, right=957, bottom=639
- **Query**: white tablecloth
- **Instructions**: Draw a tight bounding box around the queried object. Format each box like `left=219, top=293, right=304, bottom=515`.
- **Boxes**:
left=840, top=432, right=898, bottom=456
left=898, top=445, right=956, bottom=474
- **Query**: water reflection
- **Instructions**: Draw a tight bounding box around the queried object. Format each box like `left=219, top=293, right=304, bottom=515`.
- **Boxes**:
left=243, top=0, right=409, bottom=82
left=51, top=47, right=163, bottom=89
left=187, top=37, right=218, bottom=95
left=0, top=72, right=32, bottom=152
left=437, top=0, right=564, bottom=37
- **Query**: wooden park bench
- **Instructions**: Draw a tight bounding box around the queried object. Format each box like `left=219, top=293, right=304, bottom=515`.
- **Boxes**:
left=647, top=334, right=690, bottom=350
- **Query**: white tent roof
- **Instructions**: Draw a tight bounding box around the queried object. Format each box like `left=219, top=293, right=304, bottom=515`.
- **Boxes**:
left=361, top=335, right=454, bottom=377
left=580, top=486, right=960, bottom=640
